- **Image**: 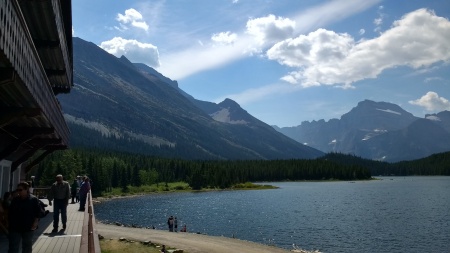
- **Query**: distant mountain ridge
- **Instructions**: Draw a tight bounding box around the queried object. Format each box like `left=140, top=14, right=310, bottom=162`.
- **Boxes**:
left=274, top=100, right=450, bottom=162
left=58, top=37, right=323, bottom=160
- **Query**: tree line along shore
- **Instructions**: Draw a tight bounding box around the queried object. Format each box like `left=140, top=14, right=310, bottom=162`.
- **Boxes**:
left=29, top=148, right=449, bottom=197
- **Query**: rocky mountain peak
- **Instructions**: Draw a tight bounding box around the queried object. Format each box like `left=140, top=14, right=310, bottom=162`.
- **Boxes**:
left=60, top=37, right=323, bottom=160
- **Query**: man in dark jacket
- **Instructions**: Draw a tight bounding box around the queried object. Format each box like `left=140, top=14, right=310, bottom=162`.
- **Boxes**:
left=8, top=181, right=41, bottom=253
left=48, top=174, right=70, bottom=233
left=78, top=176, right=91, bottom=212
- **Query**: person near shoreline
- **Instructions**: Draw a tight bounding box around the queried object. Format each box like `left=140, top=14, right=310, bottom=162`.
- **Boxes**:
left=79, top=176, right=91, bottom=211
left=8, top=182, right=41, bottom=253
left=180, top=224, right=187, bottom=232
left=167, top=216, right=174, bottom=232
left=48, top=174, right=70, bottom=233
left=174, top=217, right=178, bottom=232
left=160, top=244, right=166, bottom=253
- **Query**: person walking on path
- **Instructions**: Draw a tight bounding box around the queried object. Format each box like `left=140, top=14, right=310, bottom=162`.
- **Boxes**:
left=78, top=176, right=91, bottom=211
left=8, top=182, right=41, bottom=253
left=48, top=174, right=70, bottom=233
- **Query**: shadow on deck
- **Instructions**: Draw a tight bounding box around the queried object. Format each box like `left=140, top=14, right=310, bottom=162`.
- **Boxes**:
left=0, top=191, right=100, bottom=253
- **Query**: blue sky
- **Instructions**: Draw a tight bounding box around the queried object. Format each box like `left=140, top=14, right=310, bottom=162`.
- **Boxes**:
left=72, top=0, right=450, bottom=127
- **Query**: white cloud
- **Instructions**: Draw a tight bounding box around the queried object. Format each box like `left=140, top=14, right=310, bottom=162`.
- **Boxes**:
left=100, top=37, right=160, bottom=67
left=211, top=31, right=238, bottom=45
left=373, top=5, right=385, bottom=33
left=359, top=29, right=365, bottom=35
left=116, top=8, right=149, bottom=32
left=246, top=14, right=295, bottom=46
left=409, top=91, right=450, bottom=111
left=214, top=82, right=300, bottom=105
left=157, top=38, right=250, bottom=80
left=267, top=9, right=450, bottom=88
left=373, top=18, right=382, bottom=26
left=424, top=77, right=444, bottom=83
left=157, top=0, right=380, bottom=80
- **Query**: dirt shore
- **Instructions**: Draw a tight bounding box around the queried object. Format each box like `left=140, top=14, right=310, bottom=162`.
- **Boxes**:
left=96, top=222, right=291, bottom=253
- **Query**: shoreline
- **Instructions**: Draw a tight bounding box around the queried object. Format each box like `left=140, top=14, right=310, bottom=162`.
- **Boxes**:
left=96, top=222, right=294, bottom=253
left=93, top=183, right=278, bottom=202
left=93, top=179, right=377, bottom=202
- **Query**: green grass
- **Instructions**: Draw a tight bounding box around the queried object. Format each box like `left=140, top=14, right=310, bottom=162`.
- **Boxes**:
left=100, top=182, right=191, bottom=197
left=231, top=182, right=278, bottom=190
left=98, top=181, right=276, bottom=198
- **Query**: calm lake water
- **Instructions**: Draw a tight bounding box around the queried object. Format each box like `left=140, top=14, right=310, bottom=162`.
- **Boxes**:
left=94, top=177, right=450, bottom=253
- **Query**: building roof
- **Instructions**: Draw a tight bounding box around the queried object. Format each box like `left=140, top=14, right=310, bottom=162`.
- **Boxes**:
left=0, top=0, right=73, bottom=169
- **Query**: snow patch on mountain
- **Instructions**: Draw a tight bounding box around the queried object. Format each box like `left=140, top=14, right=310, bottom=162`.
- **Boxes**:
left=210, top=108, right=248, bottom=125
left=376, top=108, right=401, bottom=115
left=426, top=115, right=441, bottom=121
left=362, top=129, right=388, bottom=141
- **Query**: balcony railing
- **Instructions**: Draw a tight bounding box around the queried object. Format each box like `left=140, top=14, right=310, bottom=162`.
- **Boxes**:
left=80, top=190, right=101, bottom=253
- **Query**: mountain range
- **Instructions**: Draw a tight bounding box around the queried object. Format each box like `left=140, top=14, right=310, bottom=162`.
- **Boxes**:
left=59, top=37, right=450, bottom=162
left=57, top=38, right=322, bottom=160
left=273, top=100, right=450, bottom=162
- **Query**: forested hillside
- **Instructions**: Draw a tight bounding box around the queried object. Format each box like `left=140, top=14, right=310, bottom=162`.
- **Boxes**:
left=31, top=149, right=370, bottom=195
left=321, top=152, right=450, bottom=176
left=31, top=149, right=449, bottom=196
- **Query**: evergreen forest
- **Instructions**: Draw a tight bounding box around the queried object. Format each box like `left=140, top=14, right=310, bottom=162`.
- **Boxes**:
left=29, top=148, right=450, bottom=196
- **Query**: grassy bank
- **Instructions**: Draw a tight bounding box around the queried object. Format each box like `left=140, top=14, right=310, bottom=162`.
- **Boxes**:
left=97, top=181, right=277, bottom=198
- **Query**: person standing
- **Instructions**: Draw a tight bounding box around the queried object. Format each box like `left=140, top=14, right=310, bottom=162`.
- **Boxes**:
left=76, top=176, right=82, bottom=188
left=48, top=174, right=70, bottom=233
left=29, top=176, right=35, bottom=194
left=78, top=176, right=91, bottom=211
left=174, top=217, right=178, bottom=232
left=8, top=182, right=41, bottom=253
left=167, top=216, right=174, bottom=232
left=71, top=179, right=78, bottom=204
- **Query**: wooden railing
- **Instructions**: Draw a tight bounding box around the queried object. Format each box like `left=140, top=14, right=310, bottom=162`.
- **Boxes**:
left=80, top=190, right=101, bottom=253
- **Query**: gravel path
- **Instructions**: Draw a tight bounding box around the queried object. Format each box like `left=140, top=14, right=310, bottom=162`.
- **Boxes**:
left=97, top=222, right=291, bottom=253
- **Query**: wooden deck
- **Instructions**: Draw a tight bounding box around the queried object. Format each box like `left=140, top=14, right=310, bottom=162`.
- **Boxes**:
left=0, top=199, right=85, bottom=253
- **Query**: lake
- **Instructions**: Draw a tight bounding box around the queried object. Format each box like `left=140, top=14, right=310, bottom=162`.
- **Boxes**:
left=94, top=177, right=450, bottom=253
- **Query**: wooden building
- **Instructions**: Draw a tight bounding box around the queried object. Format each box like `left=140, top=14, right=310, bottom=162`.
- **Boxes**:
left=0, top=0, right=73, bottom=196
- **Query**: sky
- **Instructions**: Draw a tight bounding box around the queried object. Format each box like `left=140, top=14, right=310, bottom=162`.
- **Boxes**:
left=72, top=0, right=450, bottom=127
